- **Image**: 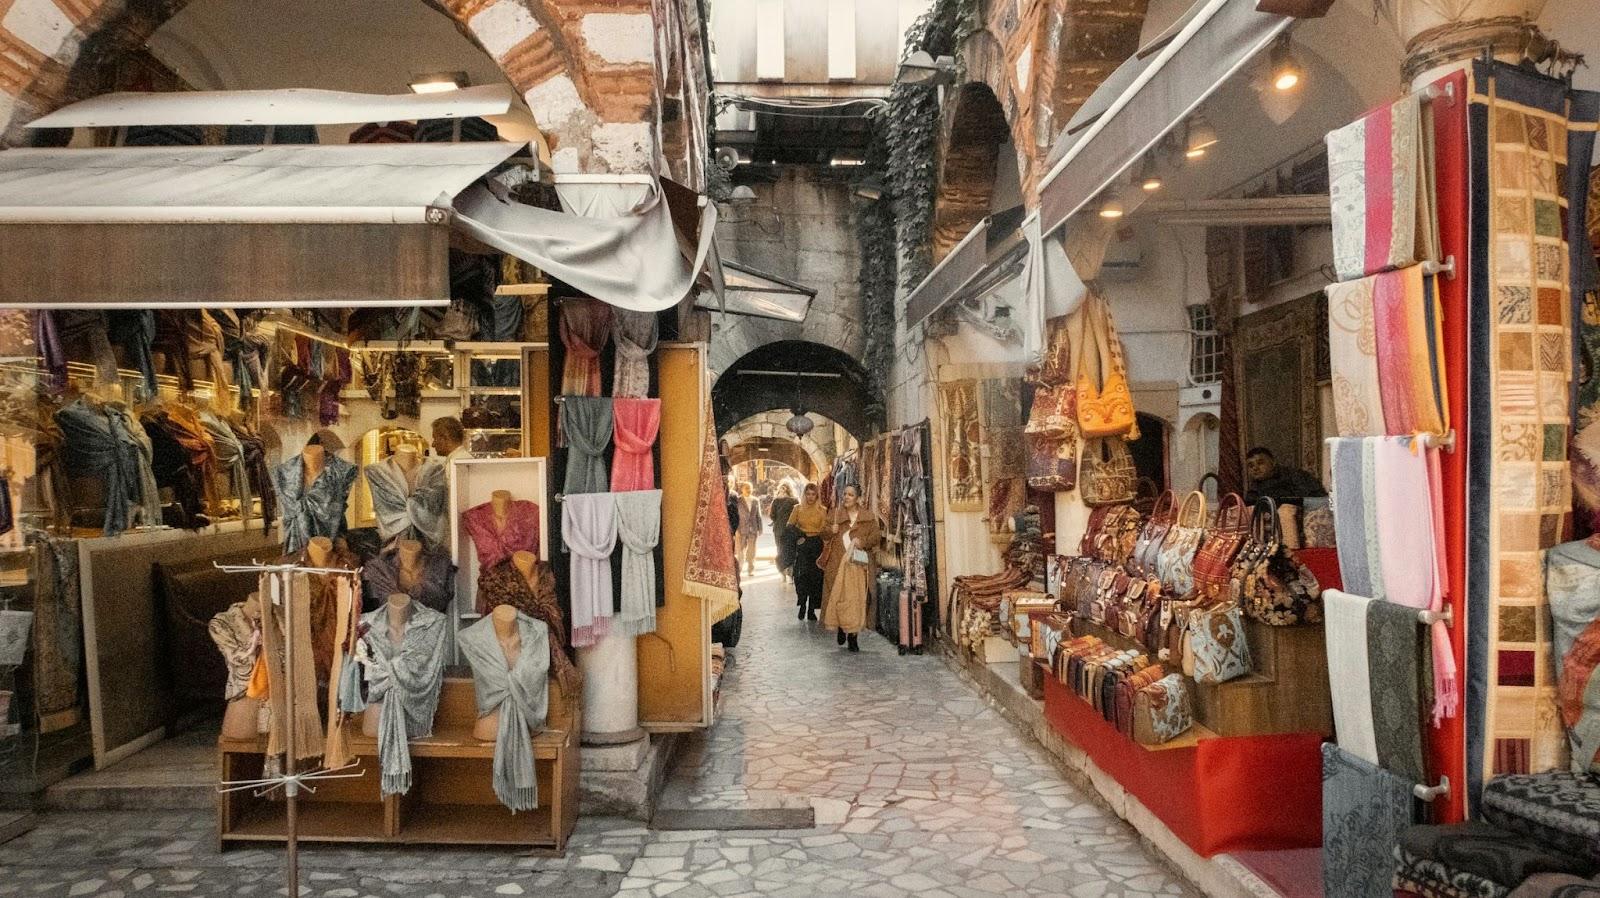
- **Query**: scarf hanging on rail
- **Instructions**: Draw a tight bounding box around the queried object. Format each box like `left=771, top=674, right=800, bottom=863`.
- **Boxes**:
left=1327, top=91, right=1440, bottom=281
left=682, top=418, right=740, bottom=623
left=559, top=299, right=613, bottom=397
left=357, top=601, right=447, bottom=797
left=1326, top=277, right=1387, bottom=437
left=321, top=573, right=358, bottom=770
left=1465, top=61, right=1599, bottom=799
left=458, top=612, right=549, bottom=812
left=612, top=309, right=657, bottom=398
left=1324, top=588, right=1432, bottom=784
left=611, top=398, right=660, bottom=492
left=475, top=559, right=578, bottom=694
left=938, top=380, right=984, bottom=512
left=560, top=397, right=612, bottom=495
left=562, top=492, right=617, bottom=647
left=261, top=573, right=326, bottom=765
left=31, top=535, right=82, bottom=723
left=1330, top=438, right=1381, bottom=599
left=1321, top=742, right=1420, bottom=898
left=1372, top=266, right=1450, bottom=435
left=613, top=490, right=662, bottom=637
left=105, top=310, right=158, bottom=397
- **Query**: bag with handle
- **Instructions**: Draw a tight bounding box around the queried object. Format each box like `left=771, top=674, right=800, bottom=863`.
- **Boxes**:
left=1191, top=493, right=1249, bottom=595
left=1133, top=673, right=1193, bottom=745
left=1073, top=291, right=1138, bottom=438
left=1081, top=437, right=1137, bottom=507
left=1185, top=598, right=1252, bottom=684
left=1131, top=490, right=1176, bottom=576
left=1095, top=506, right=1144, bottom=565
left=1155, top=490, right=1208, bottom=595
left=1235, top=497, right=1324, bottom=625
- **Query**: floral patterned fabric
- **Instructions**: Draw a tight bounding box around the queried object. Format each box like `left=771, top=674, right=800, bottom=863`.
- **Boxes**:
left=1396, top=821, right=1593, bottom=896
left=939, top=380, right=983, bottom=512
left=1321, top=742, right=1418, bottom=898
left=1544, top=538, right=1600, bottom=775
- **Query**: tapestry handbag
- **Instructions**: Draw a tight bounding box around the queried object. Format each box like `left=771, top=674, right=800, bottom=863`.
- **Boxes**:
left=1155, top=490, right=1208, bottom=595
left=1302, top=501, right=1336, bottom=548
left=1185, top=599, right=1252, bottom=684
left=1080, top=506, right=1112, bottom=556
left=1081, top=437, right=1138, bottom=507
left=1236, top=497, right=1324, bottom=626
left=1096, top=506, right=1144, bottom=565
left=1027, top=431, right=1078, bottom=492
left=1074, top=292, right=1138, bottom=437
left=1132, top=490, right=1176, bottom=576
left=1133, top=674, right=1194, bottom=745
left=1025, top=382, right=1077, bottom=440
left=1116, top=664, right=1167, bottom=736
left=1190, top=493, right=1249, bottom=595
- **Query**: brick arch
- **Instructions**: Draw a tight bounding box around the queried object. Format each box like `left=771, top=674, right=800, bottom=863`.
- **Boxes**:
left=930, top=80, right=1016, bottom=263
left=1039, top=0, right=1150, bottom=154
left=0, top=0, right=660, bottom=172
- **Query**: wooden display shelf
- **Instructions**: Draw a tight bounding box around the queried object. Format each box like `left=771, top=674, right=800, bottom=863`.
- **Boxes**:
left=219, top=678, right=580, bottom=852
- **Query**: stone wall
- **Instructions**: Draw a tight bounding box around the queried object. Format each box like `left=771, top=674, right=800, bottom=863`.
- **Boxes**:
left=709, top=166, right=865, bottom=375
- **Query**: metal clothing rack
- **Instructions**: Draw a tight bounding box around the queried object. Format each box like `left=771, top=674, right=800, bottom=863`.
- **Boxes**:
left=211, top=560, right=362, bottom=898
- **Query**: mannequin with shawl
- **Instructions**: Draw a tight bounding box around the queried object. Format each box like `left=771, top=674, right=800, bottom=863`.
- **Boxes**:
left=461, top=491, right=540, bottom=570
left=274, top=434, right=358, bottom=554
left=54, top=396, right=148, bottom=535
left=199, top=405, right=254, bottom=526
left=474, top=551, right=579, bottom=695
left=106, top=400, right=162, bottom=529
left=209, top=592, right=264, bottom=741
left=610, top=399, right=660, bottom=493
left=363, top=447, right=449, bottom=550
left=354, top=594, right=447, bottom=797
left=820, top=484, right=882, bottom=650
left=562, top=492, right=617, bottom=647
left=558, top=299, right=613, bottom=396
left=364, top=538, right=455, bottom=613
left=612, top=309, right=657, bottom=398
left=460, top=606, right=550, bottom=811
left=561, top=397, right=612, bottom=494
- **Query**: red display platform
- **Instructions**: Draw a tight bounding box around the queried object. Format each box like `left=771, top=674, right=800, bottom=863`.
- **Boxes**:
left=1042, top=676, right=1323, bottom=857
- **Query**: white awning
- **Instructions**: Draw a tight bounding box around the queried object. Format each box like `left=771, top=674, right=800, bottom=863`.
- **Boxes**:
left=452, top=179, right=719, bottom=313
left=1037, top=0, right=1291, bottom=235
left=696, top=260, right=815, bottom=322
left=25, top=84, right=517, bottom=129
left=0, top=142, right=523, bottom=223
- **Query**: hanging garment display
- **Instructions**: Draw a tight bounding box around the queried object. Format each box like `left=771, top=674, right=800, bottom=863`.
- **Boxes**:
left=614, top=490, right=662, bottom=637
left=1543, top=539, right=1600, bottom=776
left=54, top=398, right=148, bottom=536
left=1326, top=276, right=1387, bottom=437
left=108, top=404, right=162, bottom=529
left=980, top=378, right=1026, bottom=485
left=1321, top=743, right=1422, bottom=898
left=200, top=409, right=254, bottom=525
left=1323, top=588, right=1432, bottom=783
left=559, top=299, right=613, bottom=397
left=54, top=310, right=118, bottom=384
left=1326, top=91, right=1439, bottom=281
left=364, top=457, right=449, bottom=550
left=1325, top=588, right=1380, bottom=766
left=1329, top=438, right=1384, bottom=600
left=283, top=544, right=360, bottom=688
left=105, top=310, right=157, bottom=397
left=363, top=546, right=456, bottom=614
left=561, top=397, right=612, bottom=495
left=31, top=535, right=81, bottom=722
left=1372, top=266, right=1449, bottom=436
left=232, top=421, right=277, bottom=529
left=938, top=380, right=984, bottom=512
left=141, top=410, right=207, bottom=527
left=613, top=309, right=658, bottom=398
left=208, top=602, right=259, bottom=702
left=355, top=601, right=447, bottom=797
left=273, top=453, right=358, bottom=554
left=562, top=492, right=618, bottom=647
left=0, top=609, right=32, bottom=667
left=321, top=572, right=360, bottom=771
left=1465, top=61, right=1597, bottom=792
left=474, top=559, right=578, bottom=694
left=460, top=498, right=541, bottom=572
left=1072, top=292, right=1138, bottom=438
left=458, top=612, right=550, bottom=812
left=260, top=573, right=326, bottom=764
left=682, top=421, right=739, bottom=623
left=611, top=398, right=661, bottom=492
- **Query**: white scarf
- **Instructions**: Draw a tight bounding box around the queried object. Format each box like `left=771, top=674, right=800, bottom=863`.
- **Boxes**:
left=562, top=493, right=617, bottom=647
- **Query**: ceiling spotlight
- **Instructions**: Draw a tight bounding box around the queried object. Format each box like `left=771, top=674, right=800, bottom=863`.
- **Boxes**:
left=1138, top=156, right=1163, bottom=192
left=727, top=185, right=758, bottom=205
left=409, top=71, right=468, bottom=94
left=895, top=50, right=958, bottom=86
left=1185, top=115, right=1218, bottom=159
left=1269, top=36, right=1303, bottom=92
left=1098, top=196, right=1126, bottom=219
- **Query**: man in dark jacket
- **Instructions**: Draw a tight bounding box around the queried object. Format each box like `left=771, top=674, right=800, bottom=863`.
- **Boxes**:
left=1244, top=446, right=1327, bottom=506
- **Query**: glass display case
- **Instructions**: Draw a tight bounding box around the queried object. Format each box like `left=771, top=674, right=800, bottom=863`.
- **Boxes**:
left=455, top=344, right=525, bottom=457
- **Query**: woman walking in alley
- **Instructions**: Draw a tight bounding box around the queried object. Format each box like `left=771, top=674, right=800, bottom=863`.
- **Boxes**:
left=821, top=484, right=881, bottom=652
left=770, top=483, right=797, bottom=581
left=735, top=481, right=762, bottom=577
left=790, top=483, right=828, bottom=620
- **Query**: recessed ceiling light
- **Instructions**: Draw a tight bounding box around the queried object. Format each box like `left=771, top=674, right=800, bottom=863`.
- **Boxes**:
left=409, top=72, right=468, bottom=94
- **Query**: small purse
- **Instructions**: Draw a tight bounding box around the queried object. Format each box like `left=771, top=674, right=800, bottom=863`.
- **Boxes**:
left=1081, top=437, right=1137, bottom=507
left=1027, top=430, right=1079, bottom=492
left=1133, top=673, right=1194, bottom=745
left=1131, top=490, right=1176, bottom=576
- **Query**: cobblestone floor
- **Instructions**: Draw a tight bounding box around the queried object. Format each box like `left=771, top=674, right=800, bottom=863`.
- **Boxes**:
left=0, top=542, right=1193, bottom=898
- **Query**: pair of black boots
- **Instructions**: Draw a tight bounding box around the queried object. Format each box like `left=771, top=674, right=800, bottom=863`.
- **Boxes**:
left=835, top=628, right=859, bottom=652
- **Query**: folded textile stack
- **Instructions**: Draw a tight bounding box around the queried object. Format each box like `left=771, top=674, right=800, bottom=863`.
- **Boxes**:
left=1480, top=772, right=1600, bottom=868
left=1392, top=821, right=1595, bottom=898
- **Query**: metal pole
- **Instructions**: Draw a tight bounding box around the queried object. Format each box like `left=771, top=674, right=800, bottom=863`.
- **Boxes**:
left=280, top=571, right=300, bottom=898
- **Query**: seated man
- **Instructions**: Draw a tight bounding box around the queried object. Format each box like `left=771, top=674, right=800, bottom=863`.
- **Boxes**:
left=1244, top=446, right=1327, bottom=507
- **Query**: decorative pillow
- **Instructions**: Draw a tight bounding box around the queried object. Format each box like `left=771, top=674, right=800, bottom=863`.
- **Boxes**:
left=1545, top=540, right=1600, bottom=775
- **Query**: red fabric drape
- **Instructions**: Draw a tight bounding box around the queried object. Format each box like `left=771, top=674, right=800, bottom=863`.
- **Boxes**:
left=611, top=398, right=661, bottom=492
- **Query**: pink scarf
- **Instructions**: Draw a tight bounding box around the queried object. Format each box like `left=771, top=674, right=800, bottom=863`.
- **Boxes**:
left=559, top=299, right=612, bottom=397
left=611, top=398, right=661, bottom=492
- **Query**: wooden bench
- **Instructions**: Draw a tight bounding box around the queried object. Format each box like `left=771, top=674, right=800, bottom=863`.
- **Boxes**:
left=218, top=675, right=580, bottom=852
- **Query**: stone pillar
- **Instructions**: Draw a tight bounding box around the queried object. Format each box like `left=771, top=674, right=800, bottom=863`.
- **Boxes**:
left=577, top=631, right=645, bottom=745
left=1384, top=0, right=1551, bottom=88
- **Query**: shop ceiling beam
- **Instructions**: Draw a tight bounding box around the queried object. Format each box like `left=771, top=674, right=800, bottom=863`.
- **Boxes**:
left=24, top=85, right=517, bottom=129
left=1134, top=195, right=1331, bottom=226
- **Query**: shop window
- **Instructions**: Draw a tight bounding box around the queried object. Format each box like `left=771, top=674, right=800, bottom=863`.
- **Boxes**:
left=1187, top=304, right=1223, bottom=385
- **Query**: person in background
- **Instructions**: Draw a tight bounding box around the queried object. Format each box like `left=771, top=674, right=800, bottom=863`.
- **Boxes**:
left=769, top=483, right=798, bottom=583
left=431, top=416, right=467, bottom=467
left=735, top=481, right=762, bottom=577
left=789, top=483, right=829, bottom=621
left=1244, top=446, right=1328, bottom=506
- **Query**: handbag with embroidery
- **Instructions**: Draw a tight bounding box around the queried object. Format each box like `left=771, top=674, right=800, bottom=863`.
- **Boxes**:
left=1131, top=490, right=1176, bottom=576
left=1155, top=491, right=1208, bottom=595
left=1235, top=497, right=1324, bottom=626
left=1095, top=506, right=1143, bottom=565
left=1191, top=493, right=1249, bottom=596
left=1079, top=506, right=1111, bottom=557
left=1133, top=673, right=1193, bottom=745
left=1185, top=599, right=1251, bottom=684
left=1081, top=437, right=1137, bottom=507
left=1073, top=292, right=1138, bottom=438
left=1027, top=430, right=1078, bottom=492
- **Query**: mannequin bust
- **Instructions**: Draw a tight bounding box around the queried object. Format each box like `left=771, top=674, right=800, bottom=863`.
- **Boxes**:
left=491, top=490, right=513, bottom=530
left=306, top=535, right=333, bottom=568
left=512, top=549, right=539, bottom=582
left=395, top=538, right=424, bottom=592
left=473, top=605, right=523, bottom=741
left=302, top=442, right=326, bottom=489
left=361, top=593, right=414, bottom=737
left=392, top=445, right=421, bottom=491
left=218, top=592, right=264, bottom=741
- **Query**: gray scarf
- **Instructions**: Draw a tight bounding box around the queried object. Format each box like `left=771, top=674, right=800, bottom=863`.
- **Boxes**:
left=561, top=397, right=612, bottom=495
left=363, top=457, right=449, bottom=550
left=614, top=490, right=661, bottom=637
left=359, top=602, right=446, bottom=797
left=458, top=613, right=550, bottom=812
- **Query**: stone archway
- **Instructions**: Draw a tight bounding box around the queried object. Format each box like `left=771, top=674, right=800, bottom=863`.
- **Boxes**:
left=930, top=81, right=1015, bottom=263
left=713, top=339, right=877, bottom=441
left=0, top=0, right=678, bottom=173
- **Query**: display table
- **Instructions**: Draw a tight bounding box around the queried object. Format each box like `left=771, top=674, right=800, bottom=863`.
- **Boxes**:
left=1041, top=675, right=1322, bottom=856
left=218, top=677, right=580, bottom=852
